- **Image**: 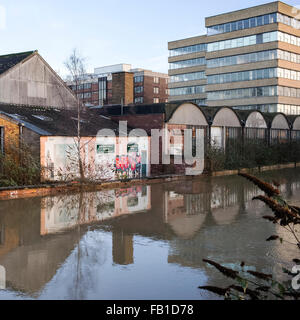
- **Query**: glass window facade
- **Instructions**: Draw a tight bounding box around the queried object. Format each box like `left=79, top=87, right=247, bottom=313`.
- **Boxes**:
left=208, top=86, right=300, bottom=100
left=207, top=50, right=276, bottom=68
left=207, top=12, right=300, bottom=36
left=170, top=85, right=205, bottom=96
left=194, top=99, right=207, bottom=105
left=170, top=71, right=206, bottom=83
left=134, top=76, right=144, bottom=83
left=233, top=104, right=300, bottom=115
left=134, top=86, right=143, bottom=93
left=169, top=57, right=206, bottom=70
left=207, top=49, right=300, bottom=68
left=134, top=97, right=144, bottom=103
left=84, top=83, right=92, bottom=89
left=207, top=68, right=276, bottom=84
left=98, top=77, right=107, bottom=104
left=169, top=43, right=207, bottom=57
left=207, top=67, right=300, bottom=84
left=207, top=32, right=278, bottom=52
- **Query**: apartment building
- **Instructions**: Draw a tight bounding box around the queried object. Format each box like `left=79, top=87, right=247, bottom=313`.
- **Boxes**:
left=68, top=64, right=169, bottom=106
left=168, top=1, right=300, bottom=115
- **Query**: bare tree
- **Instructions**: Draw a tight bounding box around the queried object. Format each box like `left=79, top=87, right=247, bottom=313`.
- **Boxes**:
left=64, top=48, right=86, bottom=182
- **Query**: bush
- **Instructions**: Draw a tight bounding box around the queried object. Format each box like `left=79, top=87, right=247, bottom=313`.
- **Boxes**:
left=0, top=142, right=41, bottom=187
left=206, top=139, right=300, bottom=173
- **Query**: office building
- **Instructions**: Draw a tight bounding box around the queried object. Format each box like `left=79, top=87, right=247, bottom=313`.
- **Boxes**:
left=168, top=1, right=300, bottom=114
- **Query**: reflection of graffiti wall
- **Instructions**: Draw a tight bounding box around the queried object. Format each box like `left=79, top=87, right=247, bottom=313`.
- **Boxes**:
left=40, top=136, right=150, bottom=182
left=41, top=186, right=151, bottom=235
left=0, top=265, right=5, bottom=289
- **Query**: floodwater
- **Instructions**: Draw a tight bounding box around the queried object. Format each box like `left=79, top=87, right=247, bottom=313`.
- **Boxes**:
left=0, top=168, right=299, bottom=300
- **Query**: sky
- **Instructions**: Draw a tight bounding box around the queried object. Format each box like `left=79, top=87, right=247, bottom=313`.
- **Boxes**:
left=0, top=0, right=299, bottom=77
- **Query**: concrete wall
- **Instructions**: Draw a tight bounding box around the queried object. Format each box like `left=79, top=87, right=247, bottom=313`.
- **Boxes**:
left=0, top=53, right=77, bottom=109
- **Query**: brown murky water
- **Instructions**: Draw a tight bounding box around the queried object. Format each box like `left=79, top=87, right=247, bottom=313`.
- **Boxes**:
left=0, top=168, right=299, bottom=300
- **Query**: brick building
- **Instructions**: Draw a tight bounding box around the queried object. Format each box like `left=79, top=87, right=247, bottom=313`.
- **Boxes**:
left=67, top=64, right=169, bottom=107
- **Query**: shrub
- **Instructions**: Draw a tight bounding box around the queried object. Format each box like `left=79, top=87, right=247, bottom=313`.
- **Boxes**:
left=0, top=142, right=41, bottom=187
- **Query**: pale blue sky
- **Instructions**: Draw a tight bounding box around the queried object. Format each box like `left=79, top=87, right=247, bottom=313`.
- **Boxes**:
left=0, top=0, right=298, bottom=76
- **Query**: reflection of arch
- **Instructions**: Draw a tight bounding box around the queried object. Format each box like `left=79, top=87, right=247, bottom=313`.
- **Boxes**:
left=245, top=111, right=267, bottom=128
left=293, top=116, right=300, bottom=130
left=167, top=102, right=208, bottom=126
left=271, top=114, right=290, bottom=129
left=0, top=265, right=5, bottom=289
left=211, top=107, right=241, bottom=127
left=168, top=214, right=206, bottom=239
left=211, top=206, right=239, bottom=225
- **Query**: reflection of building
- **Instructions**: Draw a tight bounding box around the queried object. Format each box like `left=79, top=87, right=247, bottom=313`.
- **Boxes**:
left=41, top=186, right=151, bottom=235
left=112, top=230, right=134, bottom=265
left=0, top=169, right=299, bottom=296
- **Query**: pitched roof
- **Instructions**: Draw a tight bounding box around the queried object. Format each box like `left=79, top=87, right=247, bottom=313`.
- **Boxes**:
left=0, top=103, right=123, bottom=136
left=0, top=51, right=35, bottom=75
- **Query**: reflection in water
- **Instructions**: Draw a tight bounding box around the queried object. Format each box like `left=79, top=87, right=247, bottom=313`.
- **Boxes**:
left=0, top=169, right=299, bottom=299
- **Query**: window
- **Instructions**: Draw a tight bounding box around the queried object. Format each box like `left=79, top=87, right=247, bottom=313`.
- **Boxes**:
left=134, top=76, right=144, bottom=83
left=153, top=87, right=159, bottom=94
left=97, top=144, right=115, bottom=154
left=135, top=86, right=143, bottom=93
left=207, top=12, right=300, bottom=36
left=134, top=97, right=144, bottom=104
left=154, top=77, right=159, bottom=84
left=207, top=86, right=276, bottom=100
left=153, top=98, right=159, bottom=103
left=0, top=127, right=4, bottom=154
left=170, top=71, right=206, bottom=83
left=84, top=92, right=91, bottom=98
left=169, top=57, right=206, bottom=69
left=165, top=89, right=169, bottom=95
left=84, top=83, right=92, bottom=89
left=99, top=77, right=107, bottom=104
left=170, top=85, right=205, bottom=96
left=169, top=43, right=207, bottom=56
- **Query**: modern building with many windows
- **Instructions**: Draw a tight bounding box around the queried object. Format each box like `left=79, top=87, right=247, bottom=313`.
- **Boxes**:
left=168, top=1, right=300, bottom=114
left=68, top=64, right=169, bottom=107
